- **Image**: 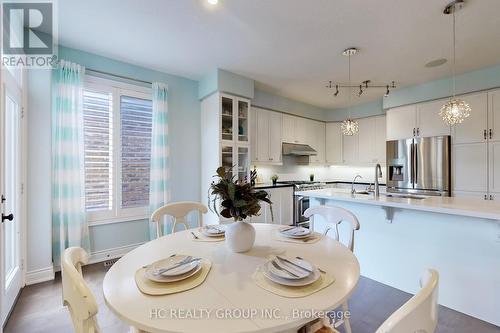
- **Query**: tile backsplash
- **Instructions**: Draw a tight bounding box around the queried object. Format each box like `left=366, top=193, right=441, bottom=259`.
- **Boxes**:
left=253, top=157, right=386, bottom=184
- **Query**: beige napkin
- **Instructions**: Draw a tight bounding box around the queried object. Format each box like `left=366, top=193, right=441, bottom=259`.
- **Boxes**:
left=135, top=259, right=212, bottom=296
left=252, top=267, right=335, bottom=298
left=190, top=228, right=225, bottom=242
left=272, top=230, right=323, bottom=244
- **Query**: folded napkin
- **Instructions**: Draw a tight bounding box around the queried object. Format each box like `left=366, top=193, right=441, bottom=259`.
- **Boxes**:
left=135, top=259, right=212, bottom=296
left=252, top=267, right=335, bottom=298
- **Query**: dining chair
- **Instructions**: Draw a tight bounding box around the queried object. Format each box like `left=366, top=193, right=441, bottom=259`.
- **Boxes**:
left=151, top=201, right=208, bottom=238
left=303, top=205, right=360, bottom=333
left=61, top=247, right=100, bottom=333
left=375, top=269, right=439, bottom=333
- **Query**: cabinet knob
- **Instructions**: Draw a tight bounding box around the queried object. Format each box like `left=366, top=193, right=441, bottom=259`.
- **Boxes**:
left=484, top=194, right=488, bottom=200
left=484, top=129, right=487, bottom=140
left=489, top=129, right=493, bottom=139
left=417, top=128, right=420, bottom=136
left=269, top=158, right=273, bottom=161
left=413, top=128, right=416, bottom=137
left=490, top=194, right=494, bottom=200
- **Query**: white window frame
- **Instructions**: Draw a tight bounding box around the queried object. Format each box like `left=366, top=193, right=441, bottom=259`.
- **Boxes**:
left=84, top=76, right=152, bottom=226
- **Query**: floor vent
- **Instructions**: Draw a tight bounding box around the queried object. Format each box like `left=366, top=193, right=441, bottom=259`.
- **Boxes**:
left=103, top=258, right=119, bottom=267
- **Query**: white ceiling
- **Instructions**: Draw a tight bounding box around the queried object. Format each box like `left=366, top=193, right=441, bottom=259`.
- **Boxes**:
left=58, top=0, right=500, bottom=109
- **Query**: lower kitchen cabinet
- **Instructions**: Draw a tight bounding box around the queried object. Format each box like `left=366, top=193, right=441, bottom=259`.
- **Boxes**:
left=250, top=186, right=294, bottom=225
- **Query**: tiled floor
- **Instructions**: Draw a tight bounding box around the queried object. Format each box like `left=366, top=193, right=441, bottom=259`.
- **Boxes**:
left=4, top=263, right=500, bottom=333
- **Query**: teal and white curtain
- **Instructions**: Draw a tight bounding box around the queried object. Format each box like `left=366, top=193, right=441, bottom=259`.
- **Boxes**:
left=52, top=60, right=89, bottom=264
left=149, top=82, right=169, bottom=239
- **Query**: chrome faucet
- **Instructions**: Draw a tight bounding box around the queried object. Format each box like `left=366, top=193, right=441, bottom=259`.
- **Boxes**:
left=351, top=174, right=363, bottom=195
left=374, top=164, right=383, bottom=197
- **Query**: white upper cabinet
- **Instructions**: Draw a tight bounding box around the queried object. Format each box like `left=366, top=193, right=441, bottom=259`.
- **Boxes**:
left=325, top=122, right=342, bottom=164
left=252, top=107, right=282, bottom=164
left=309, top=121, right=325, bottom=164
left=453, top=92, right=488, bottom=144
left=386, top=105, right=417, bottom=140
left=375, top=115, right=387, bottom=163
left=281, top=114, right=308, bottom=144
left=342, top=131, right=359, bottom=164
left=358, top=117, right=376, bottom=164
left=417, top=99, right=451, bottom=138
left=489, top=89, right=500, bottom=142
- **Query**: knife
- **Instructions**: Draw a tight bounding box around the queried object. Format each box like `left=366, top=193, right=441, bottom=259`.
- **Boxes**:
left=153, top=257, right=200, bottom=276
left=276, top=256, right=312, bottom=273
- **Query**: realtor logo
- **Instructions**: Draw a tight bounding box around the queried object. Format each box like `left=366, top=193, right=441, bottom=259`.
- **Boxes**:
left=2, top=1, right=57, bottom=68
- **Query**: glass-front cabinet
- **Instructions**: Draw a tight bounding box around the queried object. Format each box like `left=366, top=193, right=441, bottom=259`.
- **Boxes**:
left=237, top=100, right=249, bottom=143
left=237, top=146, right=250, bottom=182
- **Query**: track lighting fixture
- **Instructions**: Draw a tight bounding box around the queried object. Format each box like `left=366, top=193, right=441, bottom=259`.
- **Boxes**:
left=384, top=85, right=390, bottom=97
left=358, top=85, right=363, bottom=97
left=334, top=85, right=339, bottom=96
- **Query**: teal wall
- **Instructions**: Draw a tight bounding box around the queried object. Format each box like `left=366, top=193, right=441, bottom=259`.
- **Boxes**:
left=324, top=99, right=384, bottom=122
left=26, top=46, right=201, bottom=272
left=253, top=89, right=328, bottom=121
left=198, top=68, right=254, bottom=100
left=384, top=63, right=500, bottom=109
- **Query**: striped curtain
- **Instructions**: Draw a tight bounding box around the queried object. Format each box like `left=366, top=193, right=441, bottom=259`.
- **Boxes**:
left=148, top=82, right=169, bottom=239
left=52, top=60, right=90, bottom=264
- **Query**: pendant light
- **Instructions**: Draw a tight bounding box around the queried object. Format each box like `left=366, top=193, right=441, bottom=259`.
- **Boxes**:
left=439, top=0, right=471, bottom=126
left=341, top=48, right=359, bottom=136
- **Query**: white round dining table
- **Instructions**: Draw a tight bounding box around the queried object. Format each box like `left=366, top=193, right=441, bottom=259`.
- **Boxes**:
left=103, top=224, right=360, bottom=333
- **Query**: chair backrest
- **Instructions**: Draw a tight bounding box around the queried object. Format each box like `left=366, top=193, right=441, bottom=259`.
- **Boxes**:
left=61, top=247, right=100, bottom=333
left=151, top=201, right=208, bottom=238
left=304, top=205, right=360, bottom=251
left=375, top=269, right=439, bottom=333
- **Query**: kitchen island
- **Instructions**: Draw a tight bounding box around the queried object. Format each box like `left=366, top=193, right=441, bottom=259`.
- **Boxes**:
left=296, top=188, right=500, bottom=327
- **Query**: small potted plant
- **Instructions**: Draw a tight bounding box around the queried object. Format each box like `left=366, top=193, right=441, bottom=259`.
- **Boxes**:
left=309, top=173, right=315, bottom=182
left=271, top=174, right=279, bottom=185
left=209, top=167, right=272, bottom=252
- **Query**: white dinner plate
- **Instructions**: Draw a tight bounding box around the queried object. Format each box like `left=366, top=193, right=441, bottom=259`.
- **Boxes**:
left=262, top=260, right=320, bottom=287
left=145, top=255, right=200, bottom=279
left=267, top=257, right=313, bottom=280
left=279, top=226, right=312, bottom=239
left=145, top=261, right=201, bottom=283
left=201, top=225, right=226, bottom=237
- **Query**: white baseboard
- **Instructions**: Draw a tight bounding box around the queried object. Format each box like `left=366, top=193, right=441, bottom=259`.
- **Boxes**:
left=25, top=266, right=55, bottom=286
left=88, top=242, right=144, bottom=265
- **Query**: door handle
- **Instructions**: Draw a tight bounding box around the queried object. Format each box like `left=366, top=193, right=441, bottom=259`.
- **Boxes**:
left=484, top=129, right=487, bottom=140
left=2, top=213, right=14, bottom=223
left=489, top=129, right=493, bottom=140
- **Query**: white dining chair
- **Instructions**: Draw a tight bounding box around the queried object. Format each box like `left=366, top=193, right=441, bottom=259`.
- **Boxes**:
left=375, top=269, right=439, bottom=333
left=304, top=205, right=360, bottom=252
left=151, top=201, right=208, bottom=238
left=62, top=247, right=100, bottom=333
left=303, top=205, right=360, bottom=333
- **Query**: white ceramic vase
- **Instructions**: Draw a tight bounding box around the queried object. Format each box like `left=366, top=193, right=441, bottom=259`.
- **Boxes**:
left=225, top=220, right=256, bottom=253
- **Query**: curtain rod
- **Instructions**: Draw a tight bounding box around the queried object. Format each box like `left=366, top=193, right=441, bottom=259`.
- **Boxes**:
left=86, top=68, right=152, bottom=85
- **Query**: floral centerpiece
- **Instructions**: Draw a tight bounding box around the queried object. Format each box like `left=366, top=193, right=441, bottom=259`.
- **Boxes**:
left=209, top=166, right=272, bottom=252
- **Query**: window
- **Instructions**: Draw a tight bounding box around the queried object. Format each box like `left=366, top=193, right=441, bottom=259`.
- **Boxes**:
left=83, top=77, right=152, bottom=224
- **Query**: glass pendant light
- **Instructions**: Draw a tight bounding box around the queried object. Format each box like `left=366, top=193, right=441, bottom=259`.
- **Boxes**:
left=341, top=48, right=359, bottom=136
left=440, top=1, right=471, bottom=126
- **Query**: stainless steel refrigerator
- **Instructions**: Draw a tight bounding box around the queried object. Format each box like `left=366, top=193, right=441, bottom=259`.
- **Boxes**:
left=386, top=135, right=451, bottom=196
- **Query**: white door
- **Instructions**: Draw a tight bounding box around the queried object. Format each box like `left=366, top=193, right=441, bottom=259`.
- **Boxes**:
left=386, top=105, right=417, bottom=140
left=256, top=109, right=270, bottom=162
left=453, top=92, right=488, bottom=144
left=417, top=99, right=451, bottom=138
left=268, top=111, right=282, bottom=163
left=1, top=70, right=24, bottom=326
left=326, top=123, right=342, bottom=164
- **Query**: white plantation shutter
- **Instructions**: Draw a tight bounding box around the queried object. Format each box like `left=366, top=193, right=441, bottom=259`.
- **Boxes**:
left=83, top=89, right=113, bottom=211
left=120, top=95, right=153, bottom=208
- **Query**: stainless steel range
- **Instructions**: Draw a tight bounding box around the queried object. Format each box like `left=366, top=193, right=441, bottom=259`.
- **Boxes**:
left=278, top=181, right=326, bottom=226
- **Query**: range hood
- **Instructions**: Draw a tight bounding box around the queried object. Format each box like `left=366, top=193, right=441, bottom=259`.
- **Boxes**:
left=282, top=143, right=317, bottom=156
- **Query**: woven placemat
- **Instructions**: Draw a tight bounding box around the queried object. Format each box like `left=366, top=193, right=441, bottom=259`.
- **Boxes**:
left=135, top=260, right=212, bottom=296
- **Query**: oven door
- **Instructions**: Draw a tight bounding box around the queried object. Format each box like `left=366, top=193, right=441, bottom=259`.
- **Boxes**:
left=295, top=195, right=310, bottom=227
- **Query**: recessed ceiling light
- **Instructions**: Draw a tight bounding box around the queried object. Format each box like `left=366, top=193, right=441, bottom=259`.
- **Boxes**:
left=425, top=58, right=447, bottom=68
left=207, top=0, right=218, bottom=5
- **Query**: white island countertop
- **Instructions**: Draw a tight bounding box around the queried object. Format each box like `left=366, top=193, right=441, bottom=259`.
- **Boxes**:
left=296, top=188, right=500, bottom=221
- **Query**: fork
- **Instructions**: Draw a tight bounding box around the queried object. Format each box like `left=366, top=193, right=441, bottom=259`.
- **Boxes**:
left=271, top=259, right=299, bottom=278
left=191, top=231, right=199, bottom=239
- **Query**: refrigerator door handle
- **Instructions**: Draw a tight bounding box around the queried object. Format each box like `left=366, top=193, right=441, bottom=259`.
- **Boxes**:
left=410, top=142, right=415, bottom=184
left=414, top=143, right=418, bottom=185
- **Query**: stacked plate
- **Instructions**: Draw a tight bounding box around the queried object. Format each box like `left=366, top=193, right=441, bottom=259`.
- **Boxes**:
left=200, top=224, right=226, bottom=237
left=279, top=226, right=312, bottom=239
left=261, top=256, right=320, bottom=286
left=144, top=255, right=202, bottom=283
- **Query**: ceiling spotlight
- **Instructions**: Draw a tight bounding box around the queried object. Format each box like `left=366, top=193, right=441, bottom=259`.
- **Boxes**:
left=207, top=0, right=218, bottom=4
left=334, top=85, right=339, bottom=97
left=384, top=85, right=390, bottom=97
